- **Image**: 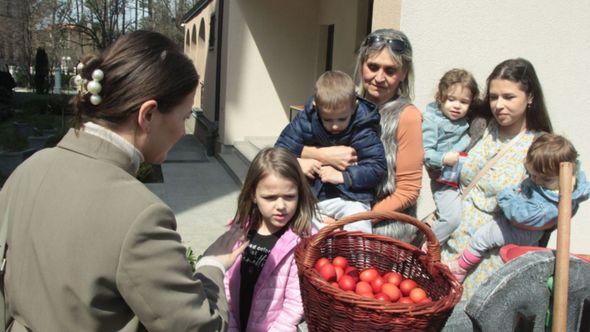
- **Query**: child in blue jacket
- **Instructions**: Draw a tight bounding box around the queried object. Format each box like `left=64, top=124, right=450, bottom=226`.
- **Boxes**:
left=275, top=70, right=386, bottom=233
left=448, top=134, right=590, bottom=282
left=422, top=69, right=480, bottom=244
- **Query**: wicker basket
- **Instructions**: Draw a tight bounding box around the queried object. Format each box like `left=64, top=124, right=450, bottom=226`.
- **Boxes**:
left=295, top=211, right=462, bottom=332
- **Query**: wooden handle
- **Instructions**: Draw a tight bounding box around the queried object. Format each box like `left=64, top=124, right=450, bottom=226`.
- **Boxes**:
left=311, top=211, right=441, bottom=264
left=552, top=162, right=573, bottom=332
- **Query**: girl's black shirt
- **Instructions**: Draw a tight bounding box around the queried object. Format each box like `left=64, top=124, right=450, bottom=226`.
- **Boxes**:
left=239, top=226, right=287, bottom=331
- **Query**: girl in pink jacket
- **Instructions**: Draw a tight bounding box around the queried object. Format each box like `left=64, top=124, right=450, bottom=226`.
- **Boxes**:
left=225, top=147, right=317, bottom=331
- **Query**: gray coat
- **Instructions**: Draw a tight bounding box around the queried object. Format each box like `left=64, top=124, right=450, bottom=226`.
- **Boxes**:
left=0, top=129, right=228, bottom=331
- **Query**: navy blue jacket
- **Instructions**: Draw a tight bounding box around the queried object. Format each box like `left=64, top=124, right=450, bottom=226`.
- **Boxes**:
left=275, top=97, right=386, bottom=203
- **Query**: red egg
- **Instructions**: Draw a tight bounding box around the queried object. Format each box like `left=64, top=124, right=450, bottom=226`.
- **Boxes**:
left=318, top=263, right=337, bottom=282
left=381, top=283, right=401, bottom=302
left=399, top=279, right=418, bottom=296
left=383, top=271, right=403, bottom=286
left=314, top=257, right=330, bottom=271
left=370, top=276, right=385, bottom=293
left=334, top=266, right=344, bottom=281
left=355, top=281, right=373, bottom=295
left=374, top=292, right=392, bottom=302
left=359, top=268, right=379, bottom=282
left=332, top=256, right=348, bottom=269
left=338, top=275, right=356, bottom=292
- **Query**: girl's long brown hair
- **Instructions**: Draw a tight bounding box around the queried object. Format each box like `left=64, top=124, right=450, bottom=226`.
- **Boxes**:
left=232, top=147, right=316, bottom=237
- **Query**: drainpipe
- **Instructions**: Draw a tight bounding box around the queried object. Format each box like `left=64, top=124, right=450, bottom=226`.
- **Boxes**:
left=211, top=0, right=224, bottom=155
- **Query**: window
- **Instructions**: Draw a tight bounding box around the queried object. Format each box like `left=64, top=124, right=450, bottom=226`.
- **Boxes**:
left=199, top=18, right=206, bottom=42
left=208, top=13, right=216, bottom=50
left=191, top=25, right=197, bottom=45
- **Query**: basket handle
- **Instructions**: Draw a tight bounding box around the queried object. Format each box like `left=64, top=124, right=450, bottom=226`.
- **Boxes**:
left=311, top=211, right=441, bottom=265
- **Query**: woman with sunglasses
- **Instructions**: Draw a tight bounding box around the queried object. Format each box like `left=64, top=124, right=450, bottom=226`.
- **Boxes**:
left=300, top=29, right=423, bottom=242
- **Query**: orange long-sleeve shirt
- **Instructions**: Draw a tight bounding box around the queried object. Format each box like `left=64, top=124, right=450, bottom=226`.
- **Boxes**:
left=372, top=105, right=423, bottom=213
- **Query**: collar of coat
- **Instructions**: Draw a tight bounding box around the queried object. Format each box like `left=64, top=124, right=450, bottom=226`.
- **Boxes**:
left=57, top=128, right=140, bottom=176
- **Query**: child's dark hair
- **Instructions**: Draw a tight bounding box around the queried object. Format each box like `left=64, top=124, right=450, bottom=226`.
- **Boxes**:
left=435, top=68, right=479, bottom=108
left=483, top=58, right=553, bottom=133
left=232, top=147, right=316, bottom=237
left=71, top=30, right=198, bottom=128
left=526, top=134, right=578, bottom=178
left=315, top=70, right=356, bottom=111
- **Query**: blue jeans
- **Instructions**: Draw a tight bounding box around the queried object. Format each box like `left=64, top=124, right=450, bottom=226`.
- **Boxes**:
left=430, top=181, right=462, bottom=244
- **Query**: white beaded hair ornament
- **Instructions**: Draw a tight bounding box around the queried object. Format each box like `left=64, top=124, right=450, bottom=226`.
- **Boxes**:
left=74, top=62, right=104, bottom=105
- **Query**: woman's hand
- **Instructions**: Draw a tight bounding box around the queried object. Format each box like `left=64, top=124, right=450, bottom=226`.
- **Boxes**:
left=202, top=226, right=248, bottom=270
left=319, top=166, right=344, bottom=184
left=443, top=151, right=459, bottom=166
left=302, top=146, right=358, bottom=171
left=298, top=158, right=322, bottom=179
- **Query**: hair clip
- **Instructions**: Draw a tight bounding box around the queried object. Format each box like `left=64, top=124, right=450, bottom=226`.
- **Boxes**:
left=74, top=62, right=104, bottom=105
left=87, top=69, right=104, bottom=105
left=74, top=62, right=86, bottom=93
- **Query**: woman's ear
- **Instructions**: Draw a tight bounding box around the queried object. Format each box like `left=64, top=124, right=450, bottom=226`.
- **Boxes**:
left=137, top=100, right=158, bottom=134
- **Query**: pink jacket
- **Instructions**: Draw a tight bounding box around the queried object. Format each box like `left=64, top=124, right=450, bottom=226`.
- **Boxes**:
left=224, top=228, right=304, bottom=331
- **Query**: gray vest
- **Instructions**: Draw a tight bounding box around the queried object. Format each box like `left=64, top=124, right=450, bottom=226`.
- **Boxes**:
left=372, top=97, right=420, bottom=244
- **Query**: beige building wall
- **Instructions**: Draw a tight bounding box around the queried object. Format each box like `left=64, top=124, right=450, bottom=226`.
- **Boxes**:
left=399, top=0, right=590, bottom=252
left=184, top=1, right=217, bottom=134
left=317, top=0, right=369, bottom=75
left=220, top=0, right=369, bottom=145
left=219, top=0, right=319, bottom=145
left=371, top=0, right=401, bottom=31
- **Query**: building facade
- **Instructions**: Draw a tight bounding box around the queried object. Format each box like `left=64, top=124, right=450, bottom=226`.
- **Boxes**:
left=183, top=0, right=590, bottom=251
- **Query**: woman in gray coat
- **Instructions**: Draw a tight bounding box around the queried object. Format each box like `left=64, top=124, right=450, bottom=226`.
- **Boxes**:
left=0, top=31, right=245, bottom=331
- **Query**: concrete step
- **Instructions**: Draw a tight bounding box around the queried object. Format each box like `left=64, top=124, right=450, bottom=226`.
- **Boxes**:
left=234, top=140, right=259, bottom=163
left=217, top=145, right=250, bottom=185
left=216, top=137, right=278, bottom=185
left=246, top=136, right=277, bottom=151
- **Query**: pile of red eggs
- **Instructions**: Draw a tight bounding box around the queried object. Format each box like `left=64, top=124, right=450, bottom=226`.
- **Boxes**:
left=314, top=256, right=432, bottom=304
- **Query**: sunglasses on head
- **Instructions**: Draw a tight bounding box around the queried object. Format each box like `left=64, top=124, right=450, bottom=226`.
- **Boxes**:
left=363, top=35, right=407, bottom=53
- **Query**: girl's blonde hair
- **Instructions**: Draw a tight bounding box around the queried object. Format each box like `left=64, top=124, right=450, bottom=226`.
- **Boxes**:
left=435, top=68, right=479, bottom=109
left=232, top=147, right=316, bottom=237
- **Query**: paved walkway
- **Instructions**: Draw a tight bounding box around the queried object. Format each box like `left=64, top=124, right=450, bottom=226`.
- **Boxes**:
left=146, top=135, right=240, bottom=256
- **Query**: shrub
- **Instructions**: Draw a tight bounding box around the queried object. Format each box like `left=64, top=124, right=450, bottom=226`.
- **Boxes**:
left=0, top=126, right=28, bottom=152
left=13, top=67, right=31, bottom=88
left=34, top=48, right=50, bottom=94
